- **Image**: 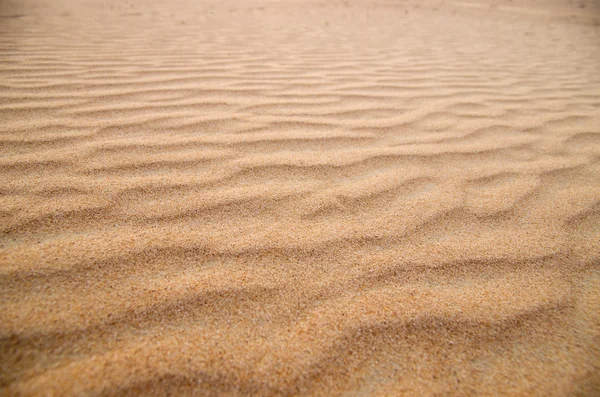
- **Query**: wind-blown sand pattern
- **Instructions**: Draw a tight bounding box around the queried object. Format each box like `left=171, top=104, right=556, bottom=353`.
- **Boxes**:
left=1, top=0, right=600, bottom=395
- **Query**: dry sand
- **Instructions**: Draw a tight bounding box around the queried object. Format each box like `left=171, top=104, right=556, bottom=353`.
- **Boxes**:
left=1, top=0, right=600, bottom=395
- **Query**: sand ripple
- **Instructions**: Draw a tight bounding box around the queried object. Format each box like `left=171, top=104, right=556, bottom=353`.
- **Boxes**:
left=1, top=0, right=600, bottom=395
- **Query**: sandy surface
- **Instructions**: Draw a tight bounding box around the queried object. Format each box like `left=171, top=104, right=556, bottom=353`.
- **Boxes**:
left=1, top=0, right=600, bottom=395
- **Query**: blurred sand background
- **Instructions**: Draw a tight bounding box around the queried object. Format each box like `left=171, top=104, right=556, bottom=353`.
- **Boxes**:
left=1, top=0, right=600, bottom=395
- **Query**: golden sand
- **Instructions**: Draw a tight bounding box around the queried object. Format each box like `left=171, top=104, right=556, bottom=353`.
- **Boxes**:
left=1, top=0, right=600, bottom=395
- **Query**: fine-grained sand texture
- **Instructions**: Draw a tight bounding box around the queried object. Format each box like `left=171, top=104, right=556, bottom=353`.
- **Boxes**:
left=1, top=0, right=600, bottom=396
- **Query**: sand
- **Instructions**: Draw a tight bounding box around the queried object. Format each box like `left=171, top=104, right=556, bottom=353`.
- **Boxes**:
left=1, top=0, right=600, bottom=395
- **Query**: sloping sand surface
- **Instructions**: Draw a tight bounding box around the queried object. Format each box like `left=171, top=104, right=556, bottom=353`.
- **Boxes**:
left=1, top=0, right=600, bottom=395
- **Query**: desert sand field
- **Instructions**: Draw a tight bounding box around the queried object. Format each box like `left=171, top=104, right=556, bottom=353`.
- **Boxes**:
left=1, top=0, right=599, bottom=395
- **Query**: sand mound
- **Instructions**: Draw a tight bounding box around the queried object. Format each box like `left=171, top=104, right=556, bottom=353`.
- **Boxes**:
left=1, top=0, right=600, bottom=395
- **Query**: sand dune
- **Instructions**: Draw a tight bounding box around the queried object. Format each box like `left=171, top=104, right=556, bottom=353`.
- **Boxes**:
left=1, top=0, right=600, bottom=395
